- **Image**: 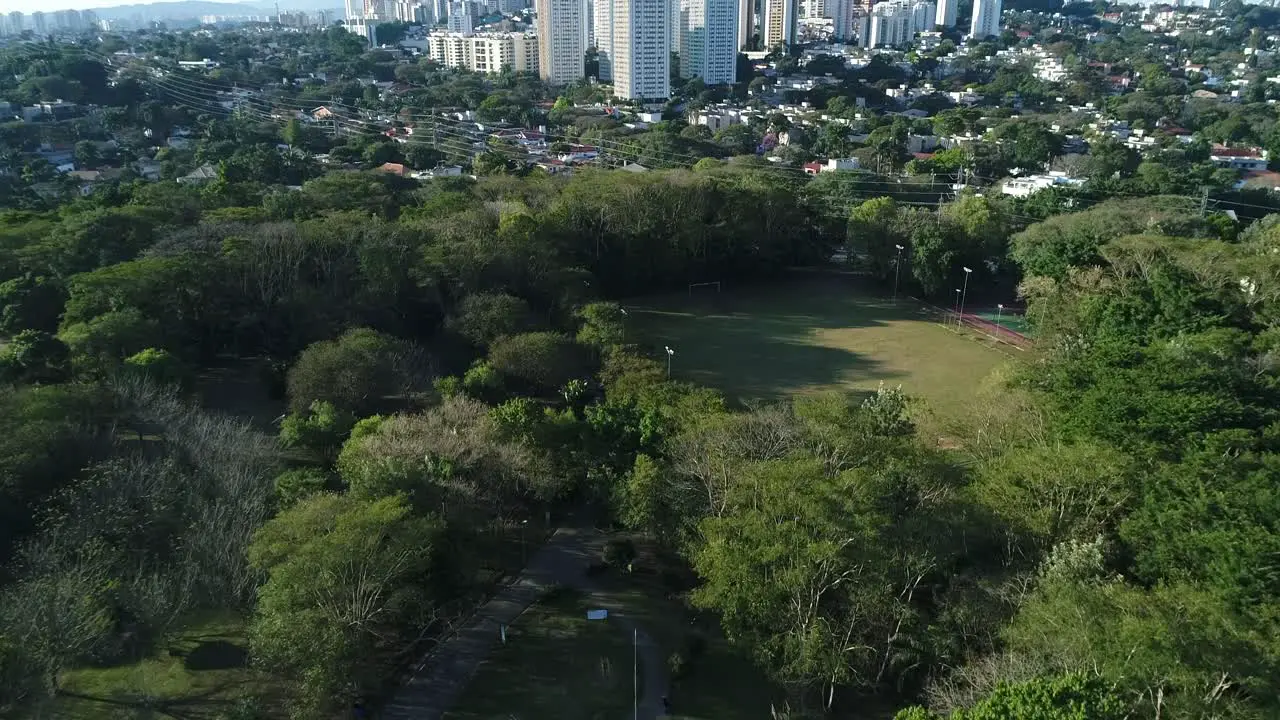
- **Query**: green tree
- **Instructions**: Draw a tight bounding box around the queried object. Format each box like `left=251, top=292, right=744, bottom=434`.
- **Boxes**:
left=0, top=330, right=70, bottom=384
left=488, top=332, right=592, bottom=392
left=122, top=347, right=188, bottom=387
left=0, top=274, right=66, bottom=335
left=248, top=494, right=443, bottom=718
left=279, top=400, right=357, bottom=463
left=575, top=302, right=628, bottom=352
left=447, top=292, right=534, bottom=347
left=285, top=328, right=411, bottom=416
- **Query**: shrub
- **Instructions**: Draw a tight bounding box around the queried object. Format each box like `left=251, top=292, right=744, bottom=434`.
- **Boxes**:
left=602, top=538, right=637, bottom=568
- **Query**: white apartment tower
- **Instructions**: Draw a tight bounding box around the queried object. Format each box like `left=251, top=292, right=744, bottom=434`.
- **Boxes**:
left=935, top=0, right=955, bottom=27
left=679, top=0, right=738, bottom=84
left=537, top=0, right=587, bottom=83
left=737, top=0, right=754, bottom=49
left=593, top=0, right=614, bottom=79
left=447, top=1, right=475, bottom=32
left=866, top=0, right=932, bottom=47
left=613, top=0, right=671, bottom=100
left=968, top=0, right=1000, bottom=38
left=429, top=31, right=539, bottom=72
left=761, top=0, right=794, bottom=49
left=867, top=0, right=909, bottom=47
left=909, top=0, right=935, bottom=31
left=824, top=0, right=861, bottom=42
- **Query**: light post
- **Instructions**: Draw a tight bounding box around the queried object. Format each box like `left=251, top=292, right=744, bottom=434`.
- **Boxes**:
left=520, top=519, right=528, bottom=564
left=953, top=288, right=961, bottom=325
left=995, top=303, right=1004, bottom=339
left=892, top=244, right=905, bottom=304
left=665, top=345, right=674, bottom=378
left=959, top=266, right=973, bottom=324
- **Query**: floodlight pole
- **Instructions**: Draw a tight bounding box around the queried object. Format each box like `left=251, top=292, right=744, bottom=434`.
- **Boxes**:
left=892, top=244, right=904, bottom=304
left=995, top=303, right=1004, bottom=339
left=960, top=267, right=973, bottom=324
left=665, top=346, right=674, bottom=378
left=633, top=628, right=638, bottom=720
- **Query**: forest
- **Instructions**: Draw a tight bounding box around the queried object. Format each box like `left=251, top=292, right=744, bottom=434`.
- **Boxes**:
left=1, top=136, right=1279, bottom=720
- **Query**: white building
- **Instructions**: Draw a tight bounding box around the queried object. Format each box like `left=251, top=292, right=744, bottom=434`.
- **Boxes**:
left=431, top=0, right=450, bottom=23
left=536, top=0, right=587, bottom=83
left=761, top=0, right=795, bottom=49
left=864, top=0, right=933, bottom=47
left=935, top=0, right=955, bottom=27
left=594, top=0, right=615, bottom=79
left=1001, top=171, right=1085, bottom=198
left=679, top=0, right=738, bottom=84
left=613, top=0, right=671, bottom=100
left=968, top=0, right=1000, bottom=39
left=447, top=1, right=475, bottom=32
left=825, top=0, right=864, bottom=42
left=429, top=31, right=540, bottom=72
left=737, top=0, right=754, bottom=49
left=867, top=1, right=907, bottom=47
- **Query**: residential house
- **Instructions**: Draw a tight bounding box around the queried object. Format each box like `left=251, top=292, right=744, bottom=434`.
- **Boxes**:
left=1210, top=145, right=1269, bottom=172
left=178, top=164, right=219, bottom=185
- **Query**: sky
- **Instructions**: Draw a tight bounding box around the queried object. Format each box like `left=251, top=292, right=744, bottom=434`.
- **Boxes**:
left=0, top=0, right=238, bottom=13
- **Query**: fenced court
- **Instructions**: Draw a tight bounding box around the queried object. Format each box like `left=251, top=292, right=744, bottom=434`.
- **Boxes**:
left=626, top=276, right=1015, bottom=425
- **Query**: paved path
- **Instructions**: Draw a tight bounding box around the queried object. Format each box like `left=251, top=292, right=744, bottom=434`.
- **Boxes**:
left=381, top=526, right=668, bottom=720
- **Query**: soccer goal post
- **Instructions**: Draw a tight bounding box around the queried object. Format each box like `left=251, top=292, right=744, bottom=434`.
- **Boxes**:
left=688, top=281, right=722, bottom=296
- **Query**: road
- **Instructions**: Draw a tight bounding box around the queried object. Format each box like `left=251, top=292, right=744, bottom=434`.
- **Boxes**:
left=380, top=525, right=668, bottom=720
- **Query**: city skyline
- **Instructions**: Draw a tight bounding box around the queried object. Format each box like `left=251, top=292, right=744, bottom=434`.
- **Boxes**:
left=0, top=0, right=340, bottom=14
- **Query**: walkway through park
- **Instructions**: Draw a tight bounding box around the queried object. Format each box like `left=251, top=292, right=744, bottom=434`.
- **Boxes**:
left=381, top=525, right=668, bottom=720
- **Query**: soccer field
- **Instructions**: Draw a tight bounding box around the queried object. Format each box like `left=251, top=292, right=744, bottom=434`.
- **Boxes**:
left=627, top=276, right=1014, bottom=425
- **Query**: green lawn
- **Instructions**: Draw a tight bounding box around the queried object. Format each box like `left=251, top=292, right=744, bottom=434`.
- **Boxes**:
left=627, top=277, right=1013, bottom=428
left=444, top=588, right=636, bottom=720
left=53, top=612, right=279, bottom=720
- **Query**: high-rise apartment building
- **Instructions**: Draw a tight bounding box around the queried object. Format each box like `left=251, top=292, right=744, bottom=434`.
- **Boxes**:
left=865, top=0, right=931, bottom=47
left=536, top=0, right=586, bottom=84
left=429, top=31, right=539, bottom=72
left=593, top=0, right=614, bottom=79
left=968, top=0, right=1000, bottom=38
left=825, top=0, right=862, bottom=41
left=81, top=10, right=99, bottom=29
left=613, top=0, right=670, bottom=100
left=934, top=0, right=955, bottom=27
left=679, top=0, right=737, bottom=84
left=760, top=0, right=794, bottom=49
left=31, top=12, right=46, bottom=34
left=737, top=0, right=752, bottom=48
left=447, top=1, right=475, bottom=32
left=909, top=0, right=934, bottom=31
left=8, top=12, right=24, bottom=35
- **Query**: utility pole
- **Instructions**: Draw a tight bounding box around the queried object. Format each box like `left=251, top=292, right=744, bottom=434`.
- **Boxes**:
left=1200, top=186, right=1209, bottom=217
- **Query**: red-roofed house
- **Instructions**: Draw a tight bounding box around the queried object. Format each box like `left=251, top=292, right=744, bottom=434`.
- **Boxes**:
left=1211, top=145, right=1270, bottom=171
left=375, top=162, right=410, bottom=176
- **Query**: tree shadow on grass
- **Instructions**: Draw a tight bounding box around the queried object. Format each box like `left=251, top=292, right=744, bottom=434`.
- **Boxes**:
left=182, top=640, right=248, bottom=672
left=627, top=276, right=953, bottom=402
left=57, top=682, right=242, bottom=720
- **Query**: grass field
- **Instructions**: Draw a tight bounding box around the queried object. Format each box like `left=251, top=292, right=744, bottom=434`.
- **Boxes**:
left=627, top=277, right=1013, bottom=427
left=54, top=612, right=278, bottom=720
left=444, top=589, right=636, bottom=720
